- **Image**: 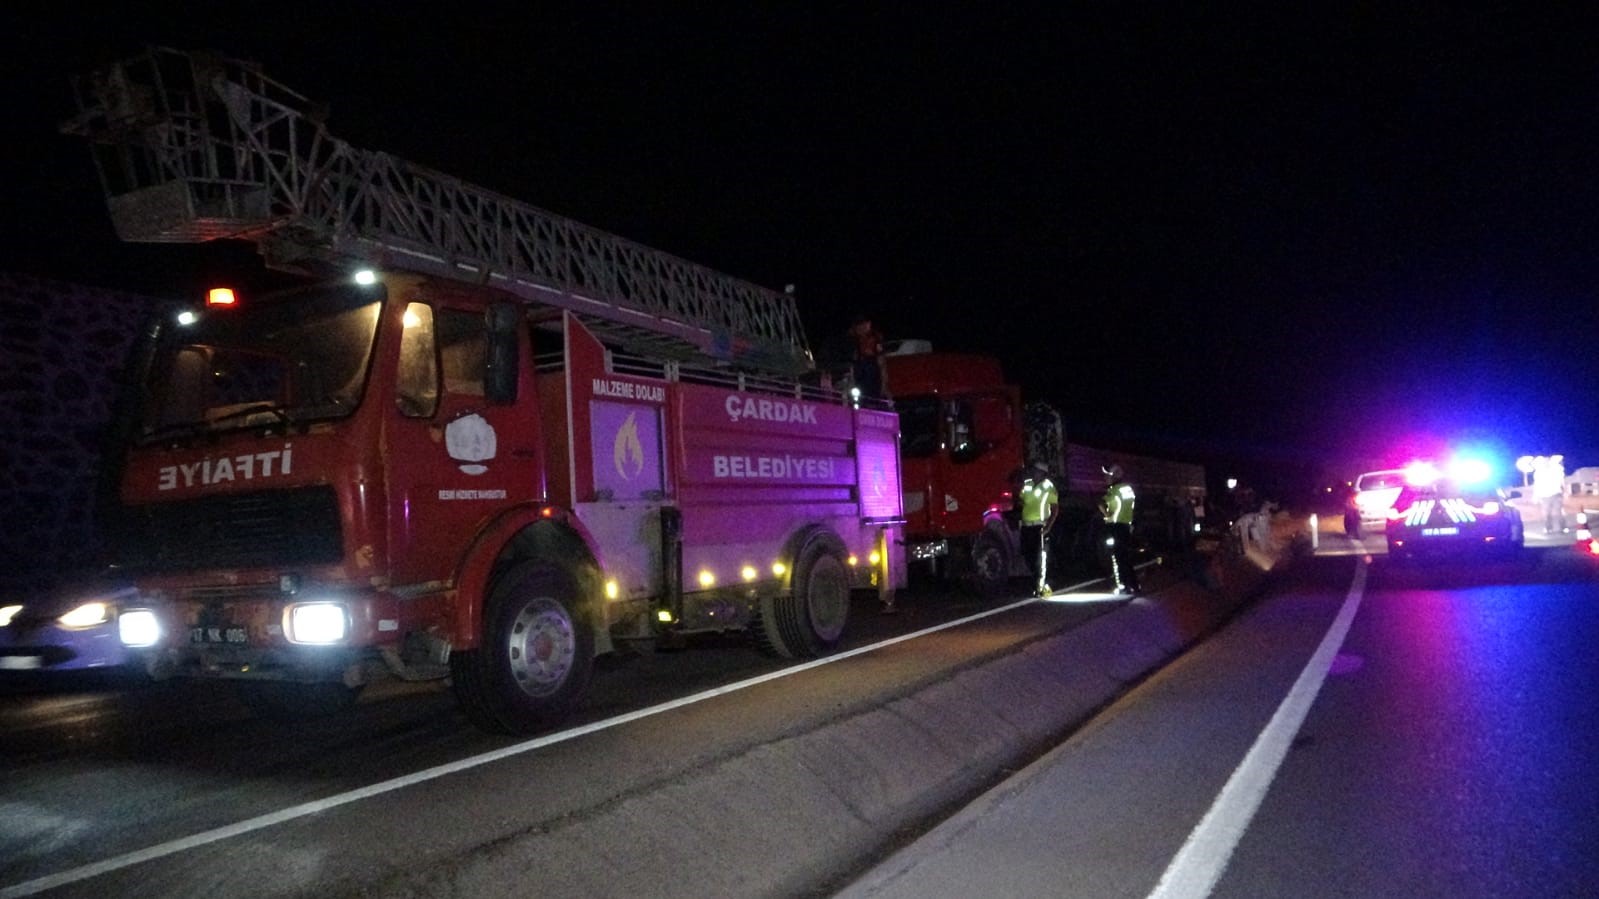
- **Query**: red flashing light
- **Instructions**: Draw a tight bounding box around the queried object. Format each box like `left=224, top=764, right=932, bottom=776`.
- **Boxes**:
left=1586, top=540, right=1599, bottom=557
left=207, top=288, right=238, bottom=307
left=1403, top=460, right=1440, bottom=486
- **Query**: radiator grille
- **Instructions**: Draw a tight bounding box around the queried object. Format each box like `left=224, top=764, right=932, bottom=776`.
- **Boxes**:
left=114, top=486, right=343, bottom=573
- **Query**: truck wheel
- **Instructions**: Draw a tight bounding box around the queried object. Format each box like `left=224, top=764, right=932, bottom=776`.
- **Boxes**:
left=236, top=681, right=363, bottom=718
left=451, top=561, right=595, bottom=735
left=756, top=537, right=849, bottom=658
left=967, top=528, right=1011, bottom=598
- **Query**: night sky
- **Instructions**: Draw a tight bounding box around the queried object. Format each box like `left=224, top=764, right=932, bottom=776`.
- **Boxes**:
left=3, top=5, right=1596, bottom=492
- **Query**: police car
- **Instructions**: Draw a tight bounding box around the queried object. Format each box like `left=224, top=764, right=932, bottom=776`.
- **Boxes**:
left=1384, top=467, right=1524, bottom=560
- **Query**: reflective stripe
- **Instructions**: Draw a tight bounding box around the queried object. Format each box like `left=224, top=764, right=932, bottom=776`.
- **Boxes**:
left=1404, top=498, right=1477, bottom=528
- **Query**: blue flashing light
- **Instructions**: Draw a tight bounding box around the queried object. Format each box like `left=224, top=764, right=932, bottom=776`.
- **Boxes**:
left=1447, top=455, right=1494, bottom=486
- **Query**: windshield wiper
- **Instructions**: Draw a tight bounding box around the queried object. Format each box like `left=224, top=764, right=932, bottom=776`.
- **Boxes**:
left=140, top=420, right=210, bottom=442
left=206, top=402, right=295, bottom=427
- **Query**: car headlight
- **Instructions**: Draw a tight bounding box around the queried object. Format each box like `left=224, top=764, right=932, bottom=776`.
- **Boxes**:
left=58, top=601, right=112, bottom=629
left=118, top=608, right=162, bottom=647
left=284, top=602, right=349, bottom=645
left=0, top=604, right=22, bottom=628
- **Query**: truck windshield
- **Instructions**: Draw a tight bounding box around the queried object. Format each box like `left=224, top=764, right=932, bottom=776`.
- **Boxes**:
left=895, top=395, right=941, bottom=459
left=137, top=283, right=385, bottom=442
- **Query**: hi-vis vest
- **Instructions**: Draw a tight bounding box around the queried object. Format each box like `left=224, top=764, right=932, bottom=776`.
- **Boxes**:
left=1103, top=482, right=1136, bottom=524
left=1021, top=476, right=1058, bottom=525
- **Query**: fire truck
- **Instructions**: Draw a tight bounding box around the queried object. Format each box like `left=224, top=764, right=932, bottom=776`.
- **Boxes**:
left=61, top=48, right=904, bottom=733
left=882, top=344, right=1203, bottom=596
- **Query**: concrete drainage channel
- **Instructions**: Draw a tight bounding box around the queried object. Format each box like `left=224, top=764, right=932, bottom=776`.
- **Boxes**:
left=382, top=536, right=1296, bottom=899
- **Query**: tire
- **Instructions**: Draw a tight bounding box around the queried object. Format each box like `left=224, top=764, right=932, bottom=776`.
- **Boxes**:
left=236, top=680, right=363, bottom=719
left=1344, top=510, right=1361, bottom=539
left=451, top=561, right=595, bottom=735
left=756, top=535, right=849, bottom=658
left=966, top=528, right=1012, bottom=599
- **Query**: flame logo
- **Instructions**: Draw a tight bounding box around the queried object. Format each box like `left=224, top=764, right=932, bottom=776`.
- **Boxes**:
left=614, top=411, right=645, bottom=480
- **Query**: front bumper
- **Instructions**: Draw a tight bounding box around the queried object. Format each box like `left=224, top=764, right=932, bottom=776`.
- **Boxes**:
left=1386, top=520, right=1517, bottom=554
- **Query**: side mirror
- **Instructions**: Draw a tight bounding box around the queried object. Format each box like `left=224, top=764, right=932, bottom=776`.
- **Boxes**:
left=485, top=303, right=520, bottom=404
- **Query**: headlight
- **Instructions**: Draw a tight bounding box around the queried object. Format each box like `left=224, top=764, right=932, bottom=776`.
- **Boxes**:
left=118, top=609, right=162, bottom=647
left=58, top=601, right=112, bottom=629
left=0, top=604, right=21, bottom=628
left=284, top=602, right=348, bottom=645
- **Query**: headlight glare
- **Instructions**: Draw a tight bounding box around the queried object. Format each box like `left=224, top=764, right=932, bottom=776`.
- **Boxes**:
left=118, top=609, right=162, bottom=647
left=0, top=604, right=21, bottom=628
left=285, top=602, right=348, bottom=645
left=58, top=601, right=112, bottom=629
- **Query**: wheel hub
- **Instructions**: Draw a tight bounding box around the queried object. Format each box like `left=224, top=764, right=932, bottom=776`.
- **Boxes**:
left=508, top=598, right=576, bottom=697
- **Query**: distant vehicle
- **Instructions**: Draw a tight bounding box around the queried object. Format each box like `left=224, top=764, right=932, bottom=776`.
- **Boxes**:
left=0, top=584, right=157, bottom=675
left=1346, top=469, right=1408, bottom=536
left=1575, top=510, right=1599, bottom=559
left=1384, top=478, right=1524, bottom=560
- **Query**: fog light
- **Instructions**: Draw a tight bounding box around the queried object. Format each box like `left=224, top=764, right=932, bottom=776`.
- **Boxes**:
left=59, top=601, right=111, bottom=629
left=285, top=603, right=348, bottom=644
left=118, top=609, right=162, bottom=647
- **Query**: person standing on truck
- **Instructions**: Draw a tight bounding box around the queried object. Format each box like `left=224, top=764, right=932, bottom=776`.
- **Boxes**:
left=1100, top=463, right=1140, bottom=595
left=847, top=314, right=886, bottom=399
left=1019, top=461, right=1059, bottom=597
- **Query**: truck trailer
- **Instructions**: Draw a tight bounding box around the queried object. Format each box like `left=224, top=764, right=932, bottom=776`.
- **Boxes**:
left=882, top=343, right=1203, bottom=596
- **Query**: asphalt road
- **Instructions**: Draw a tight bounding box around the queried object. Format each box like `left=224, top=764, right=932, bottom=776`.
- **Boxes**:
left=12, top=531, right=1589, bottom=898
left=837, top=538, right=1599, bottom=898
left=0, top=562, right=1153, bottom=898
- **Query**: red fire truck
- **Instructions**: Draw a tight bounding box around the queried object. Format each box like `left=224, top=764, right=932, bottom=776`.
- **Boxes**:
left=882, top=344, right=1203, bottom=596
left=62, top=48, right=903, bottom=733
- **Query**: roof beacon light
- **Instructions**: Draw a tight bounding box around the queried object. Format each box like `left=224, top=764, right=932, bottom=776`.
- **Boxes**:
left=1448, top=456, right=1493, bottom=486
left=207, top=287, right=237, bottom=307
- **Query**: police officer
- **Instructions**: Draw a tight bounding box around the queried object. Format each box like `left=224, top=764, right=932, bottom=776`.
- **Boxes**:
left=1100, top=463, right=1140, bottom=595
left=1019, top=460, right=1059, bottom=597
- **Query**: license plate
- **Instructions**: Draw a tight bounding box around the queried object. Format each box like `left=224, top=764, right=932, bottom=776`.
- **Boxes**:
left=190, top=626, right=250, bottom=644
left=1422, top=527, right=1460, bottom=536
left=0, top=655, right=44, bottom=670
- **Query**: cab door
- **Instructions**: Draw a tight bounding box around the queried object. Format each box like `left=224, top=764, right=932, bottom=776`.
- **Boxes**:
left=384, top=300, right=542, bottom=587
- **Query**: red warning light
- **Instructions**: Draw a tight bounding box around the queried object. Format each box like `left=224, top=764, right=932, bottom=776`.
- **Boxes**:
left=207, top=288, right=238, bottom=307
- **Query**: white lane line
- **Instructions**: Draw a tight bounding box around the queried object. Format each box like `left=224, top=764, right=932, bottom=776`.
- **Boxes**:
left=1, top=574, right=1109, bottom=898
left=1147, top=556, right=1369, bottom=899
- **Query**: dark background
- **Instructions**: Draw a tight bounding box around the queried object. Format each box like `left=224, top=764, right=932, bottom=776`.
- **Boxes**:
left=3, top=4, right=1596, bottom=499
